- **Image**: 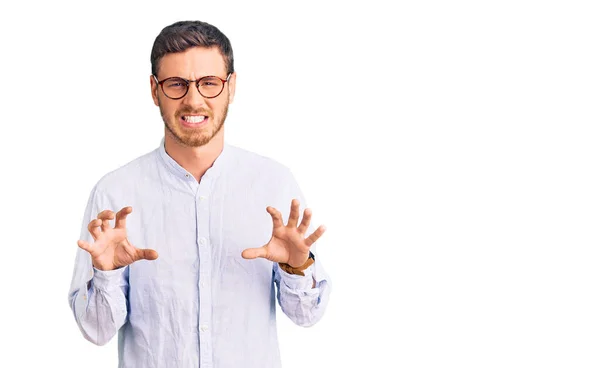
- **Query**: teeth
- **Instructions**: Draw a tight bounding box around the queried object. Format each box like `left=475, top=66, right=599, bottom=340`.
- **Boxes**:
left=183, top=115, right=206, bottom=123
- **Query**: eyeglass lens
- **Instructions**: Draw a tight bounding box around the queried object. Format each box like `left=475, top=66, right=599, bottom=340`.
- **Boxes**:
left=162, top=77, right=224, bottom=99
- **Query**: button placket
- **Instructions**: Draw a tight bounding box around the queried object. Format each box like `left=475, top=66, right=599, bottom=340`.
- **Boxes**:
left=196, top=181, right=213, bottom=368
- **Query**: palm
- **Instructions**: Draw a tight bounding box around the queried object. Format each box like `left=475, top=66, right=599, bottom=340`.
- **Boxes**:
left=77, top=207, right=158, bottom=271
left=88, top=227, right=138, bottom=269
left=242, top=199, right=326, bottom=268
left=265, top=223, right=310, bottom=267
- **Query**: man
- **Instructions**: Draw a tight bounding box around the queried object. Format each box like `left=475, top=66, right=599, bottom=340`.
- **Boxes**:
left=68, top=20, right=331, bottom=368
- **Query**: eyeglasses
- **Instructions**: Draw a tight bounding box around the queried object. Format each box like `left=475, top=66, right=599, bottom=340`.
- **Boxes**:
left=153, top=74, right=231, bottom=99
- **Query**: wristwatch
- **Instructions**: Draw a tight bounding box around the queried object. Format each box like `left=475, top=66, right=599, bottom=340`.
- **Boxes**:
left=279, top=252, right=315, bottom=276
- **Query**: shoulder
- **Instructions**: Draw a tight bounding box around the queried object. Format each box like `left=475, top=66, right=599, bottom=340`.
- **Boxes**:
left=226, top=143, right=294, bottom=179
left=93, top=148, right=159, bottom=194
left=225, top=143, right=310, bottom=209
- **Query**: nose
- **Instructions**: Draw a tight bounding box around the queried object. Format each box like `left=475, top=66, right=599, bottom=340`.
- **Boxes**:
left=181, top=83, right=206, bottom=108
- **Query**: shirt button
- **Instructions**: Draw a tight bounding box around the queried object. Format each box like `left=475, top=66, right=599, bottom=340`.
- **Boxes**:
left=201, top=325, right=209, bottom=332
left=200, top=281, right=206, bottom=287
left=199, top=195, right=207, bottom=201
left=200, top=238, right=207, bottom=246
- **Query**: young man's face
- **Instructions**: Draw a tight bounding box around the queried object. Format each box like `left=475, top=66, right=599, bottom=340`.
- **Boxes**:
left=151, top=46, right=236, bottom=147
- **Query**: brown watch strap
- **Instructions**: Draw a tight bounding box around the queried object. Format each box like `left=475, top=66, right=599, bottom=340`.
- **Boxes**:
left=278, top=254, right=315, bottom=276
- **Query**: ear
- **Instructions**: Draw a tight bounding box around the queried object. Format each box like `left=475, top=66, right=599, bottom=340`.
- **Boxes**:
left=150, top=75, right=159, bottom=106
left=227, top=72, right=237, bottom=104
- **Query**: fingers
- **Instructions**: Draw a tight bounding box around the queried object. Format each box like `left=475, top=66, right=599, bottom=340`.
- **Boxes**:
left=266, top=206, right=284, bottom=229
left=87, top=218, right=102, bottom=240
left=115, top=206, right=132, bottom=229
left=77, top=239, right=93, bottom=253
left=97, top=210, right=115, bottom=231
left=305, top=225, right=326, bottom=246
left=297, top=208, right=312, bottom=234
left=136, top=248, right=159, bottom=261
left=241, top=246, right=268, bottom=260
left=287, top=199, right=300, bottom=227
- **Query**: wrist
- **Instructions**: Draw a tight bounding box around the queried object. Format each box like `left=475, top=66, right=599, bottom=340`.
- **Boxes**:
left=92, top=258, right=118, bottom=271
left=279, top=252, right=315, bottom=276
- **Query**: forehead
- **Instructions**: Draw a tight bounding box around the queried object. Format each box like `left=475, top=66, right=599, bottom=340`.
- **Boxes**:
left=157, top=46, right=227, bottom=79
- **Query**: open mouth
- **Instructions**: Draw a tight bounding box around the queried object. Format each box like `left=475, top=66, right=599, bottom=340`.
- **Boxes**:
left=180, top=115, right=208, bottom=127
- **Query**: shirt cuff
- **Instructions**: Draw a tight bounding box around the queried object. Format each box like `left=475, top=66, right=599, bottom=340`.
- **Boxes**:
left=92, top=267, right=127, bottom=291
left=278, top=263, right=315, bottom=290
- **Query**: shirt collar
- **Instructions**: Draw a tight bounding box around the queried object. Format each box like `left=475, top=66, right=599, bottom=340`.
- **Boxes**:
left=157, top=137, right=231, bottom=181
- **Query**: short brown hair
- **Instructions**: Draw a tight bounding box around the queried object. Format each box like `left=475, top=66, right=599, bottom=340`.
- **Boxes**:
left=150, top=20, right=234, bottom=76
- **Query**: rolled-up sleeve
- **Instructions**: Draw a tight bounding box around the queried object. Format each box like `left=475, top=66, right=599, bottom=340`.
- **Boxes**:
left=67, top=186, right=129, bottom=346
left=273, top=169, right=332, bottom=327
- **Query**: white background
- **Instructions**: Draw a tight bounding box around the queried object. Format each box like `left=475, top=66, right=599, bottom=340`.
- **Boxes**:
left=0, top=0, right=599, bottom=367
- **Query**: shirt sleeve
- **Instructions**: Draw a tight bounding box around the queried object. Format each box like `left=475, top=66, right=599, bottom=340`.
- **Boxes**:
left=67, top=185, right=129, bottom=346
left=273, top=169, right=332, bottom=327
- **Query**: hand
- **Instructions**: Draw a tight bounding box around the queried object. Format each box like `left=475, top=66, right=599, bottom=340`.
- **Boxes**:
left=77, top=206, right=158, bottom=271
left=241, top=199, right=326, bottom=267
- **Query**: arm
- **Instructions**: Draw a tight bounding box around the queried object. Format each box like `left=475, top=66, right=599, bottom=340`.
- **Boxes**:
left=242, top=168, right=332, bottom=326
left=67, top=186, right=129, bottom=346
left=273, top=246, right=332, bottom=327
left=276, top=170, right=332, bottom=326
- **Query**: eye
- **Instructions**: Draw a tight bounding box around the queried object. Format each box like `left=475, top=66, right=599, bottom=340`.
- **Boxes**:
left=200, top=77, right=220, bottom=87
left=164, top=78, right=187, bottom=88
left=167, top=81, right=185, bottom=88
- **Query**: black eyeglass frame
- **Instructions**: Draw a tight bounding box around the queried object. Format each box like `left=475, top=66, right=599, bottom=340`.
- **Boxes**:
left=153, top=73, right=232, bottom=99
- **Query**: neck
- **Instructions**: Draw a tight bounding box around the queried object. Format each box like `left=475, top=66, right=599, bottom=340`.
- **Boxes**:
left=164, top=129, right=225, bottom=182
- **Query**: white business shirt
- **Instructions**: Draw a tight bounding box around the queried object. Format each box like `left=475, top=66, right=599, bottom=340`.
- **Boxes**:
left=68, top=139, right=331, bottom=368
